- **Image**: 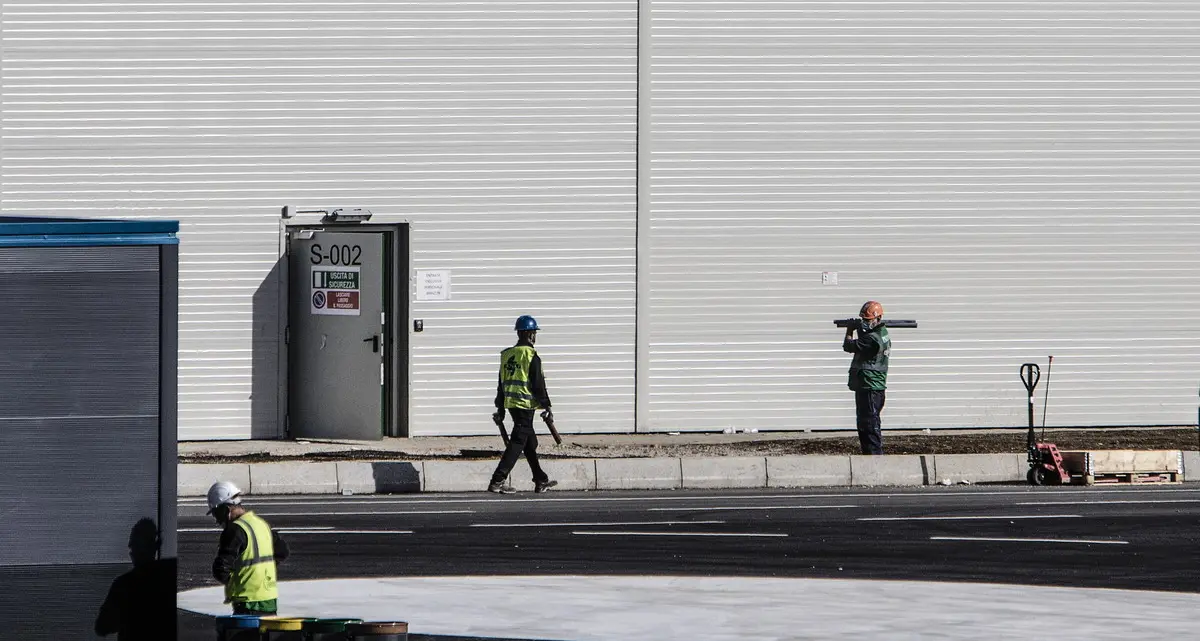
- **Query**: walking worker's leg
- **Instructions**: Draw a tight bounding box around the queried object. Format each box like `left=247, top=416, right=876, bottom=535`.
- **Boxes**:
left=854, top=390, right=873, bottom=455
left=491, top=408, right=535, bottom=484
left=523, top=429, right=549, bottom=484
left=491, top=429, right=531, bottom=487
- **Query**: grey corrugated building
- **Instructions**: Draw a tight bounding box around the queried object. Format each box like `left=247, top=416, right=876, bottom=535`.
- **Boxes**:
left=0, top=2, right=1195, bottom=440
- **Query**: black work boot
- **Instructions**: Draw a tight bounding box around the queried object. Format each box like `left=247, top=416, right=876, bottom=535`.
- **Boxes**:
left=487, top=480, right=515, bottom=494
left=534, top=479, right=558, bottom=494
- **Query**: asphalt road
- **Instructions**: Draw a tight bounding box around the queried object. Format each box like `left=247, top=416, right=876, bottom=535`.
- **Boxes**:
left=177, top=485, right=1200, bottom=638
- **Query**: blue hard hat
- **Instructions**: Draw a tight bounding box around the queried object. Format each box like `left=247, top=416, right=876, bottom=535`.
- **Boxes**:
left=514, top=315, right=539, bottom=331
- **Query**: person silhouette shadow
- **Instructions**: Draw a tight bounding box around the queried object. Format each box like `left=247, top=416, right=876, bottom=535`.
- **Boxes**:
left=94, top=517, right=176, bottom=640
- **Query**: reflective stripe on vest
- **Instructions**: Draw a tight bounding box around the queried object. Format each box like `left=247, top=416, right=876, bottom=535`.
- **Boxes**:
left=500, top=345, right=538, bottom=410
left=226, top=511, right=278, bottom=604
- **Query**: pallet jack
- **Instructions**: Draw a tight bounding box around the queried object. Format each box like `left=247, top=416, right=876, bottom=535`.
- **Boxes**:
left=1020, top=358, right=1070, bottom=486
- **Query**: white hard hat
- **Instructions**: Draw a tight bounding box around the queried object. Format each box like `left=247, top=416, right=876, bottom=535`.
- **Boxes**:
left=206, top=481, right=243, bottom=514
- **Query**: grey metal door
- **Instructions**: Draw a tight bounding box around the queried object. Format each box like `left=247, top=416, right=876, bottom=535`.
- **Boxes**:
left=289, top=231, right=385, bottom=440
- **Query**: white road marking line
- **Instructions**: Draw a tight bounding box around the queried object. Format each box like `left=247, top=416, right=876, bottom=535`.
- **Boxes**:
left=931, top=536, right=1128, bottom=545
left=179, top=526, right=336, bottom=533
left=860, top=514, right=1080, bottom=521
left=257, top=510, right=473, bottom=517
left=648, top=505, right=856, bottom=512
left=1016, top=499, right=1200, bottom=506
left=180, top=528, right=415, bottom=537
left=471, top=520, right=725, bottom=528
left=179, top=487, right=1200, bottom=506
left=572, top=531, right=788, bottom=538
left=279, top=530, right=413, bottom=535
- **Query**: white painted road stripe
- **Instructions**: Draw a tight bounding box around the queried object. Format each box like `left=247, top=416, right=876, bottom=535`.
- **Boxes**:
left=279, top=530, right=414, bottom=535
left=180, top=526, right=337, bottom=533
left=931, top=536, right=1128, bottom=545
left=471, top=520, right=726, bottom=528
left=178, top=487, right=1200, bottom=506
left=257, top=510, right=473, bottom=517
left=1016, top=499, right=1200, bottom=506
left=860, top=514, right=1081, bottom=521
left=572, top=531, right=788, bottom=538
left=649, top=505, right=856, bottom=512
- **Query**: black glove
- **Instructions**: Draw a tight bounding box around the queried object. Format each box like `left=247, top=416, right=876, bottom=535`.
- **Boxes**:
left=492, top=409, right=505, bottom=425
left=540, top=409, right=554, bottom=422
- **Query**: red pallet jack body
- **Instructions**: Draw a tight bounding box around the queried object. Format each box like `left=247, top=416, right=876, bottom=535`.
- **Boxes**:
left=1027, top=439, right=1070, bottom=486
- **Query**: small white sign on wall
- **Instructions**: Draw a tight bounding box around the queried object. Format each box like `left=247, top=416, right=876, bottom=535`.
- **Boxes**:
left=416, top=269, right=451, bottom=301
left=822, top=271, right=839, bottom=286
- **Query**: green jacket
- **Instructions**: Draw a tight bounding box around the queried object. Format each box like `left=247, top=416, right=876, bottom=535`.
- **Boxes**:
left=843, top=325, right=890, bottom=391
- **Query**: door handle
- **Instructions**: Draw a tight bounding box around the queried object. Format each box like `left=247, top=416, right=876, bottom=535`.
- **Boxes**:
left=363, top=334, right=380, bottom=353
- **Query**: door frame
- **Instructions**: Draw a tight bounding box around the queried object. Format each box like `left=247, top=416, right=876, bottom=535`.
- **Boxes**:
left=278, top=215, right=411, bottom=438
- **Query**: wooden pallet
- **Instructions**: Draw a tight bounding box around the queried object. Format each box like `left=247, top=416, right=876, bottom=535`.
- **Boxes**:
left=1083, top=471, right=1182, bottom=485
left=1060, top=450, right=1184, bottom=486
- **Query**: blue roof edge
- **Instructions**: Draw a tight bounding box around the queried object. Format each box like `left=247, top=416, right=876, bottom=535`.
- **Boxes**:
left=0, top=218, right=179, bottom=236
left=0, top=233, right=179, bottom=247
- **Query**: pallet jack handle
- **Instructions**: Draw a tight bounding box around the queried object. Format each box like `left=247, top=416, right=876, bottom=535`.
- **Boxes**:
left=1019, top=363, right=1040, bottom=435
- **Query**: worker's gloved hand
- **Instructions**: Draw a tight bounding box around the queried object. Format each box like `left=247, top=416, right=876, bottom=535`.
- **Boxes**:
left=492, top=409, right=505, bottom=425
left=540, top=409, right=554, bottom=422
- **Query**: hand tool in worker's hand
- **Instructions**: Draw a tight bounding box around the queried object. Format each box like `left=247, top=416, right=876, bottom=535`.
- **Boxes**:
left=540, top=409, right=563, bottom=445
left=492, top=410, right=509, bottom=447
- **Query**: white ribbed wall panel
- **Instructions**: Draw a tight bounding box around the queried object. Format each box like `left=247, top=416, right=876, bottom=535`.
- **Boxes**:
left=1, top=1, right=637, bottom=439
left=647, top=1, right=1200, bottom=431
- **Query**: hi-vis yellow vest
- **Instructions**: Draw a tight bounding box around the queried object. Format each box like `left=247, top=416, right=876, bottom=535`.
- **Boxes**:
left=500, top=345, right=539, bottom=410
left=226, top=511, right=278, bottom=604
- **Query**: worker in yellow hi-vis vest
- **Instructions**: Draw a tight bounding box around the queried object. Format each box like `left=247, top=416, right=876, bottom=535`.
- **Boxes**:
left=206, top=481, right=290, bottom=615
left=489, top=315, right=558, bottom=494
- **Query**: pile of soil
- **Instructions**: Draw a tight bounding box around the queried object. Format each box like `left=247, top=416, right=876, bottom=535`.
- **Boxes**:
left=647, top=428, right=1200, bottom=458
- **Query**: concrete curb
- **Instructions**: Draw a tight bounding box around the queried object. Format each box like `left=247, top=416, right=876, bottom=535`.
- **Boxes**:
left=177, top=451, right=1198, bottom=496
left=1183, top=451, right=1199, bottom=481
left=251, top=462, right=338, bottom=495
left=681, top=457, right=767, bottom=489
left=597, top=458, right=681, bottom=490
left=766, top=456, right=852, bottom=487
left=932, top=453, right=1025, bottom=485
left=179, top=463, right=251, bottom=497
left=850, top=455, right=931, bottom=486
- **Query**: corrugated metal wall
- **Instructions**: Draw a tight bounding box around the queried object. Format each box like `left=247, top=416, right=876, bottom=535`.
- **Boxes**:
left=1, top=1, right=638, bottom=439
left=646, top=1, right=1200, bottom=431
left=3, top=1, right=1196, bottom=438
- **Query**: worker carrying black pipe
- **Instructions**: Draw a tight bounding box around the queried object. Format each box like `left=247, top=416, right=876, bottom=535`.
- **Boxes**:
left=842, top=301, right=892, bottom=455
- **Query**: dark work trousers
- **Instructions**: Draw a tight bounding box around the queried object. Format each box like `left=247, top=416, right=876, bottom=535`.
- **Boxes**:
left=854, top=389, right=886, bottom=455
left=491, top=408, right=549, bottom=485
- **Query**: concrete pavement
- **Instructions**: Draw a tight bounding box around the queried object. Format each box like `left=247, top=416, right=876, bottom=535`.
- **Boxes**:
left=178, top=575, right=1200, bottom=640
